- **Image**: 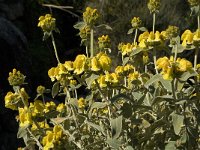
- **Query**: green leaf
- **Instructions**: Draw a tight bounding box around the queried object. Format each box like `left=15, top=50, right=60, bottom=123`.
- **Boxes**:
left=122, top=57, right=130, bottom=65
left=43, top=32, right=51, bottom=41
left=85, top=74, right=99, bottom=89
left=190, top=5, right=200, bottom=16
left=139, top=27, right=148, bottom=32
left=121, top=103, right=132, bottom=118
left=172, top=113, right=184, bottom=135
left=73, top=21, right=86, bottom=29
left=159, top=77, right=172, bottom=92
left=179, top=70, right=198, bottom=81
left=110, top=116, right=122, bottom=139
left=17, top=125, right=28, bottom=138
left=172, top=44, right=185, bottom=53
left=51, top=117, right=69, bottom=124
left=110, top=93, right=132, bottom=103
left=130, top=48, right=143, bottom=56
left=106, top=138, right=122, bottom=149
left=144, top=74, right=161, bottom=88
left=127, top=28, right=134, bottom=34
left=165, top=141, right=177, bottom=150
left=85, top=121, right=103, bottom=133
left=88, top=102, right=107, bottom=117
left=125, top=146, right=134, bottom=150
left=52, top=81, right=60, bottom=98
left=96, top=24, right=112, bottom=30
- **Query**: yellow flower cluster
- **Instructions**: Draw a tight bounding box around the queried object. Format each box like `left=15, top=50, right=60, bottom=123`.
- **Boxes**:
left=29, top=100, right=44, bottom=117
left=79, top=25, right=90, bottom=40
left=97, top=72, right=120, bottom=88
left=31, top=121, right=49, bottom=132
left=138, top=31, right=166, bottom=47
left=44, top=101, right=56, bottom=113
left=118, top=42, right=137, bottom=56
left=78, top=97, right=86, bottom=109
left=188, top=0, right=200, bottom=6
left=42, top=125, right=63, bottom=150
left=91, top=52, right=112, bottom=72
left=98, top=35, right=111, bottom=49
left=8, top=69, right=25, bottom=86
left=48, top=61, right=74, bottom=82
left=156, top=56, right=193, bottom=80
left=165, top=25, right=179, bottom=39
left=115, top=64, right=135, bottom=76
left=131, top=17, right=142, bottom=29
left=73, top=55, right=87, bottom=75
left=4, top=88, right=29, bottom=110
left=56, top=103, right=67, bottom=113
left=18, top=107, right=32, bottom=127
left=38, top=14, right=56, bottom=33
left=181, top=29, right=200, bottom=47
left=147, top=0, right=161, bottom=13
left=83, top=7, right=99, bottom=26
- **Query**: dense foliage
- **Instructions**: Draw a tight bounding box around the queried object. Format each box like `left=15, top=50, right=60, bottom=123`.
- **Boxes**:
left=4, top=0, right=200, bottom=149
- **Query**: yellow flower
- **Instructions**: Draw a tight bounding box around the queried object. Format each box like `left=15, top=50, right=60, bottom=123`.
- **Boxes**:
left=53, top=125, right=63, bottom=141
left=29, top=100, right=44, bottom=117
left=73, top=54, right=87, bottom=75
left=91, top=57, right=101, bottom=71
left=83, top=7, right=99, bottom=26
left=193, top=29, right=200, bottom=46
left=8, top=68, right=25, bottom=86
left=64, top=61, right=74, bottom=71
left=79, top=25, right=90, bottom=39
left=165, top=25, right=179, bottom=39
left=188, top=0, right=200, bottom=6
left=181, top=29, right=193, bottom=47
left=38, top=14, right=56, bottom=33
left=4, top=91, right=20, bottom=110
left=98, top=75, right=107, bottom=88
left=147, top=31, right=162, bottom=46
left=78, top=97, right=86, bottom=109
left=42, top=131, right=54, bottom=150
left=31, top=121, right=49, bottom=131
left=48, top=67, right=60, bottom=82
left=162, top=67, right=174, bottom=80
left=18, top=107, right=32, bottom=127
left=98, top=35, right=111, bottom=49
left=148, top=0, right=161, bottom=13
left=124, top=64, right=135, bottom=74
left=143, top=52, right=149, bottom=64
left=156, top=56, right=170, bottom=71
left=98, top=53, right=111, bottom=71
left=44, top=101, right=56, bottom=113
left=115, top=66, right=124, bottom=75
left=176, top=58, right=193, bottom=72
left=36, top=85, right=45, bottom=94
left=131, top=17, right=142, bottom=28
left=128, top=71, right=139, bottom=82
left=56, top=103, right=66, bottom=113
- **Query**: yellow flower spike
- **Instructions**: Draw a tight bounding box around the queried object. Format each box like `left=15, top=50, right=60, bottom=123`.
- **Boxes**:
left=98, top=35, right=111, bottom=49
left=79, top=25, right=90, bottom=40
left=73, top=54, right=87, bottom=75
left=31, top=121, right=49, bottom=131
left=139, top=39, right=147, bottom=48
left=110, top=73, right=119, bottom=83
left=64, top=61, right=74, bottom=71
left=38, top=14, right=56, bottom=33
left=48, top=67, right=60, bottom=82
left=128, top=71, right=139, bottom=81
left=78, top=97, right=86, bottom=109
left=18, top=107, right=32, bottom=127
left=98, top=53, right=111, bottom=71
left=43, top=132, right=54, bottom=150
left=131, top=17, right=142, bottom=28
left=8, top=68, right=25, bottom=86
left=44, top=101, right=56, bottom=113
left=83, top=7, right=99, bottom=26
left=91, top=57, right=101, bottom=71
left=148, top=0, right=161, bottom=13
left=155, top=31, right=161, bottom=41
left=29, top=100, right=44, bottom=117
left=124, top=64, right=135, bottom=74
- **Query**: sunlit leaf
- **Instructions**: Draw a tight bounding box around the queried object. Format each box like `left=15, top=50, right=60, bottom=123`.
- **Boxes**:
left=52, top=81, right=60, bottom=98
left=111, top=116, right=122, bottom=139
left=172, top=113, right=184, bottom=135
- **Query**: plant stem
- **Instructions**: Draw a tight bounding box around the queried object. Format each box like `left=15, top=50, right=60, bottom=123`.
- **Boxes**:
left=153, top=49, right=158, bottom=74
left=174, top=45, right=178, bottom=62
left=134, top=28, right=138, bottom=45
left=153, top=13, right=156, bottom=33
left=198, top=15, right=200, bottom=29
left=171, top=79, right=177, bottom=100
left=86, top=45, right=89, bottom=57
left=90, top=28, right=94, bottom=57
left=27, top=128, right=43, bottom=150
left=51, top=33, right=60, bottom=64
left=194, top=48, right=199, bottom=70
